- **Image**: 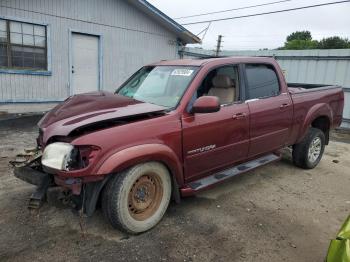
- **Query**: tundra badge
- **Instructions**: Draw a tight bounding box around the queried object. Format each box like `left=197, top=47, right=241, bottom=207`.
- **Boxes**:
left=187, top=144, right=216, bottom=155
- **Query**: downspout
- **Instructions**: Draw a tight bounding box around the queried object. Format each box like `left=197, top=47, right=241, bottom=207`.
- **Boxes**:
left=176, top=38, right=185, bottom=59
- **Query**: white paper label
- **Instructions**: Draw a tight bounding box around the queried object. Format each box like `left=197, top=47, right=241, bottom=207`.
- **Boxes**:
left=171, top=69, right=194, bottom=76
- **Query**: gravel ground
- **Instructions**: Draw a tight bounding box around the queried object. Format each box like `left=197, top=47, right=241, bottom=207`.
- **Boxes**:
left=0, top=116, right=349, bottom=262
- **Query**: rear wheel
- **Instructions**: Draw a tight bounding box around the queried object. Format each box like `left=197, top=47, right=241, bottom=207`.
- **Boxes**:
left=292, top=127, right=325, bottom=169
left=102, top=162, right=171, bottom=234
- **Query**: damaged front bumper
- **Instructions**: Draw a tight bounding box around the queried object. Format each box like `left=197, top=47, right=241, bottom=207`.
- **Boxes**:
left=14, top=165, right=52, bottom=209
left=12, top=151, right=109, bottom=215
left=11, top=149, right=52, bottom=210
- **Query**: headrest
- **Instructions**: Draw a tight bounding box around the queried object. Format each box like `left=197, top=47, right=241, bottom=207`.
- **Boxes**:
left=212, top=74, right=234, bottom=88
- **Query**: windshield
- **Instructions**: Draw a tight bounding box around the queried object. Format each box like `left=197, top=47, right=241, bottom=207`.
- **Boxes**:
left=116, top=66, right=198, bottom=108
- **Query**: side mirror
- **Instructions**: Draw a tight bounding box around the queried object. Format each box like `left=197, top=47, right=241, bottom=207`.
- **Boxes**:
left=191, top=96, right=220, bottom=114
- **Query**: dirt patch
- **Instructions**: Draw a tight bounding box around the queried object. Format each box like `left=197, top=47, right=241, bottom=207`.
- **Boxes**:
left=331, top=129, right=350, bottom=144
left=0, top=117, right=349, bottom=261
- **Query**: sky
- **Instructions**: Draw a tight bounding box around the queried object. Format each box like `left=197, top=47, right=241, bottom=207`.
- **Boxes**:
left=147, top=0, right=350, bottom=51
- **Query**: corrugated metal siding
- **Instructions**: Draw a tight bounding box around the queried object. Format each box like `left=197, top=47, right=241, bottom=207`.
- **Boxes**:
left=344, top=91, right=350, bottom=127
left=0, top=0, right=179, bottom=103
left=181, top=47, right=350, bottom=128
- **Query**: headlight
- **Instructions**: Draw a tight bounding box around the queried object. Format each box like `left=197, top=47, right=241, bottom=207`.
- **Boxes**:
left=42, top=142, right=74, bottom=170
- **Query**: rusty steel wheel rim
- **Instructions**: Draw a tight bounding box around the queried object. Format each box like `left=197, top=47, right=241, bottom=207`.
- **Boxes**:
left=128, top=173, right=163, bottom=221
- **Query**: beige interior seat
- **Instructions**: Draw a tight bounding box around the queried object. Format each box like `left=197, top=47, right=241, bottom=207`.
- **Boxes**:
left=208, top=74, right=235, bottom=104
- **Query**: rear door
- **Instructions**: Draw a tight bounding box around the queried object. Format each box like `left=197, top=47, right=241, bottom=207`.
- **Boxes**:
left=182, top=65, right=250, bottom=181
left=244, top=64, right=293, bottom=157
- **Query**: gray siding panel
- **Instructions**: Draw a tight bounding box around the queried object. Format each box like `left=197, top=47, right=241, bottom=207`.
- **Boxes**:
left=182, top=47, right=350, bottom=87
left=0, top=0, right=179, bottom=103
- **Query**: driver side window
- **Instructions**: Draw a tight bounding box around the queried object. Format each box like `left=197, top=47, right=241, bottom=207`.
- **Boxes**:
left=193, top=65, right=240, bottom=106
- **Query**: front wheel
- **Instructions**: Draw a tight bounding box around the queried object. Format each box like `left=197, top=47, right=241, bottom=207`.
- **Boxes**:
left=102, top=162, right=172, bottom=234
left=292, top=127, right=325, bottom=169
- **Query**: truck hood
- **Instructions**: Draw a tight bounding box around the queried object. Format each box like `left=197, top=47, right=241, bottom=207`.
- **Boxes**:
left=38, top=91, right=167, bottom=144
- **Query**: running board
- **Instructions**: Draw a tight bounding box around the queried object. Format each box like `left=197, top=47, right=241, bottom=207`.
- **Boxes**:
left=182, top=153, right=280, bottom=195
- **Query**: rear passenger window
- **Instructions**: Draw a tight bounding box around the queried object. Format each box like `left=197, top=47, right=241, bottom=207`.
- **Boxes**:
left=245, top=64, right=280, bottom=99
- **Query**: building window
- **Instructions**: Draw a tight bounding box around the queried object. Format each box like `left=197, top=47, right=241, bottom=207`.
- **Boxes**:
left=0, top=19, right=47, bottom=71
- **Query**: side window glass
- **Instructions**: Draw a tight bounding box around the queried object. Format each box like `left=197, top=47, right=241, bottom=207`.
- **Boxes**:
left=245, top=64, right=280, bottom=99
left=193, top=65, right=239, bottom=106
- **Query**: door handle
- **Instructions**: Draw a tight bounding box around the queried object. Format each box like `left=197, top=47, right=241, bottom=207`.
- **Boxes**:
left=280, top=103, right=289, bottom=109
left=232, top=113, right=246, bottom=120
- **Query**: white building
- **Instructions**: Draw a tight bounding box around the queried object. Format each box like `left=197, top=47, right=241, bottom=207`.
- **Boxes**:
left=0, top=0, right=200, bottom=113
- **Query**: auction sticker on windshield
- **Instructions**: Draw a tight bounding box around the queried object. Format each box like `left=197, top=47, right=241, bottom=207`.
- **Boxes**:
left=171, top=69, right=194, bottom=76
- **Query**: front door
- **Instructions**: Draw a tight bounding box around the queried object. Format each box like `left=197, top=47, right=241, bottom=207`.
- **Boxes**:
left=71, top=33, right=99, bottom=94
left=182, top=65, right=249, bottom=181
left=182, top=104, right=250, bottom=181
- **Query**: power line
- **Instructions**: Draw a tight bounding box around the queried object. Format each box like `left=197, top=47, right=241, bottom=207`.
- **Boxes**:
left=196, top=22, right=211, bottom=36
left=0, top=5, right=170, bottom=39
left=182, top=0, right=350, bottom=25
left=174, top=0, right=292, bottom=19
left=197, top=22, right=211, bottom=43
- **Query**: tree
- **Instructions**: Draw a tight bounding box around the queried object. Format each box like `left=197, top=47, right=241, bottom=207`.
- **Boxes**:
left=281, top=30, right=315, bottom=50
left=280, top=31, right=350, bottom=50
left=283, top=39, right=318, bottom=50
left=286, top=31, right=312, bottom=42
left=318, top=36, right=350, bottom=49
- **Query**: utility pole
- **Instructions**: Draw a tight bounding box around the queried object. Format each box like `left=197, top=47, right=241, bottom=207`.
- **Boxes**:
left=215, top=35, right=223, bottom=57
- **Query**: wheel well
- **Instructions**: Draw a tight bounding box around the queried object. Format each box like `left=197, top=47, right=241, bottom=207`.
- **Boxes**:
left=311, top=116, right=330, bottom=144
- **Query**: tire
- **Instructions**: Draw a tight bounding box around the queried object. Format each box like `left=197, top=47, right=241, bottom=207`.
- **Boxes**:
left=292, top=127, right=325, bottom=169
left=101, top=162, right=172, bottom=234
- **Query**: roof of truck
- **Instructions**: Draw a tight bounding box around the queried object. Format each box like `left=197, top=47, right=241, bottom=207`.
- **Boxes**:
left=150, top=57, right=276, bottom=67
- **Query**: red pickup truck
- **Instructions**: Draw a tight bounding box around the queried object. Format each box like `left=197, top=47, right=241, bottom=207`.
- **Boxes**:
left=14, top=57, right=344, bottom=234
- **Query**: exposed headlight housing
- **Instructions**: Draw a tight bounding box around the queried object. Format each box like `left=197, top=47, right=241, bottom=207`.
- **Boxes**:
left=42, top=142, right=74, bottom=171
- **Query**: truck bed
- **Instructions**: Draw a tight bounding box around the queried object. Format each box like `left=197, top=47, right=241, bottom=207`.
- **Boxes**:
left=288, top=83, right=339, bottom=93
left=287, top=83, right=344, bottom=145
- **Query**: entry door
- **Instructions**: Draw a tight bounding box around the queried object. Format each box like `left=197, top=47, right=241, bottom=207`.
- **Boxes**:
left=71, top=33, right=99, bottom=94
left=182, top=103, right=250, bottom=182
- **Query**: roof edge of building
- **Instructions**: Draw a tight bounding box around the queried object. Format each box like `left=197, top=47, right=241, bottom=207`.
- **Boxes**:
left=128, top=0, right=201, bottom=44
